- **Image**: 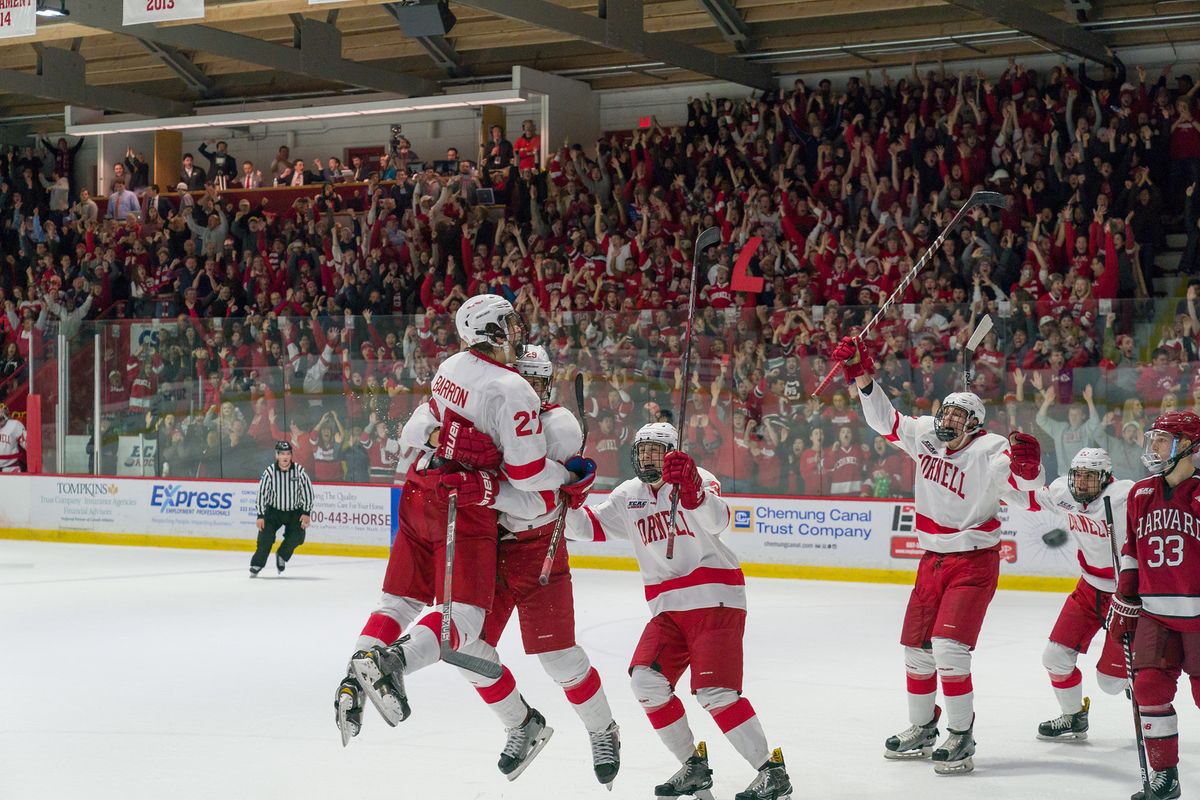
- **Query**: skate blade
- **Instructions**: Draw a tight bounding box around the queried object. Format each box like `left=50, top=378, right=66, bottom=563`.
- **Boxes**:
left=656, top=792, right=714, bottom=800
left=335, top=694, right=358, bottom=748
left=933, top=756, right=974, bottom=775
left=884, top=746, right=932, bottom=760
left=503, top=725, right=555, bottom=782
left=349, top=659, right=408, bottom=726
left=1036, top=731, right=1087, bottom=742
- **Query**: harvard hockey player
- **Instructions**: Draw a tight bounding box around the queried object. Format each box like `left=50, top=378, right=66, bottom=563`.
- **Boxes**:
left=1023, top=448, right=1131, bottom=741
left=388, top=345, right=620, bottom=786
left=333, top=295, right=575, bottom=745
left=0, top=403, right=27, bottom=472
left=1110, top=411, right=1200, bottom=800
left=831, top=337, right=1043, bottom=775
left=564, top=423, right=792, bottom=800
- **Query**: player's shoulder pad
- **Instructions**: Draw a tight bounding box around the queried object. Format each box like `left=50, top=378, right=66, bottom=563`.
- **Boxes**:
left=541, top=406, right=583, bottom=458
left=1129, top=475, right=1160, bottom=500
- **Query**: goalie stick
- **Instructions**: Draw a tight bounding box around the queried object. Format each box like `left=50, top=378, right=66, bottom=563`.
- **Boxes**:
left=666, top=225, right=722, bottom=560
left=961, top=313, right=993, bottom=391
left=439, top=490, right=502, bottom=678
left=538, top=371, right=587, bottom=586
left=812, top=190, right=1008, bottom=396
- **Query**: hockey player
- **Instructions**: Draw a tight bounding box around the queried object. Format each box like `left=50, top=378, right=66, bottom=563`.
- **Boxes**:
left=830, top=337, right=1043, bottom=775
left=0, top=403, right=27, bottom=472
left=388, top=345, right=620, bottom=786
left=1024, top=448, right=1131, bottom=741
left=563, top=423, right=793, bottom=800
left=1110, top=411, right=1200, bottom=800
left=334, top=295, right=574, bottom=743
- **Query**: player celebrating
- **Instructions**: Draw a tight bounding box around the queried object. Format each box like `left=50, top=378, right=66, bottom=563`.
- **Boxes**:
left=334, top=295, right=573, bottom=743
left=1110, top=411, right=1200, bottom=800
left=831, top=337, right=1043, bottom=775
left=1025, top=448, right=1131, bottom=740
left=0, top=403, right=28, bottom=472
left=564, top=423, right=792, bottom=800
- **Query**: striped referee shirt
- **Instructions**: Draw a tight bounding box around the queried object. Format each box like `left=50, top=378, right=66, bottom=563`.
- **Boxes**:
left=256, top=463, right=315, bottom=517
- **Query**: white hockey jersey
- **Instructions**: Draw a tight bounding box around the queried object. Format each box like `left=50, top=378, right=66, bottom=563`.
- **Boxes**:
left=1027, top=477, right=1132, bottom=593
left=422, top=350, right=569, bottom=493
left=860, top=382, right=1041, bottom=553
left=565, top=469, right=740, bottom=616
left=0, top=417, right=27, bottom=472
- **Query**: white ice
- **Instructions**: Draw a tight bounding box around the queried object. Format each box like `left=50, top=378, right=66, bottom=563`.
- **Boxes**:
left=1, top=540, right=1195, bottom=799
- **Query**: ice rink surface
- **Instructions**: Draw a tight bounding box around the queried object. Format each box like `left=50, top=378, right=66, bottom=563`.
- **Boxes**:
left=2, top=541, right=1196, bottom=800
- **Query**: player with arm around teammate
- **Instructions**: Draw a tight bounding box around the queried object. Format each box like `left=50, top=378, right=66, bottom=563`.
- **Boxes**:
left=1109, top=412, right=1200, bottom=800
left=1023, top=447, right=1132, bottom=740
left=564, top=423, right=792, bottom=800
left=830, top=336, right=1043, bottom=775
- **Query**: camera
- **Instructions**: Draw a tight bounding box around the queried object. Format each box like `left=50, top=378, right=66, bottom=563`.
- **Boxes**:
left=388, top=124, right=403, bottom=159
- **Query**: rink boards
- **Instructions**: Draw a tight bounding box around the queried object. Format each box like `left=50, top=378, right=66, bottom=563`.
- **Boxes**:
left=0, top=474, right=1078, bottom=590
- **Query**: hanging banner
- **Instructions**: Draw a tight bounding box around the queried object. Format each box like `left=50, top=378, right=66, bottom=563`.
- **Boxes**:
left=0, top=1, right=36, bottom=40
left=123, top=0, right=205, bottom=26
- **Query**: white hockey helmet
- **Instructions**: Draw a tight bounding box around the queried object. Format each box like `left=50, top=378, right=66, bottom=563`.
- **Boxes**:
left=1068, top=447, right=1113, bottom=505
left=455, top=293, right=525, bottom=352
left=632, top=422, right=677, bottom=483
left=934, top=391, right=985, bottom=442
left=515, top=344, right=553, bottom=402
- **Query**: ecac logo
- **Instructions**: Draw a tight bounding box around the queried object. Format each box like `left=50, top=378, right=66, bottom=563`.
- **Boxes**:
left=732, top=507, right=754, bottom=531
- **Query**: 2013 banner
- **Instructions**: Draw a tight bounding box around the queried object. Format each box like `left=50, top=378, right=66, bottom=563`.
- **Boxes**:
left=0, top=0, right=36, bottom=40
left=123, top=0, right=205, bottom=25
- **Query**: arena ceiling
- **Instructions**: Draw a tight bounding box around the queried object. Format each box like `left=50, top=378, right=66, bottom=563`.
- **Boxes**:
left=0, top=0, right=1196, bottom=126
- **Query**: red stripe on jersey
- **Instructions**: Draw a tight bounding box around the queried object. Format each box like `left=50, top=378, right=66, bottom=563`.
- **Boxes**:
left=476, top=667, right=517, bottom=704
left=427, top=398, right=442, bottom=421
left=564, top=668, right=602, bottom=705
left=584, top=506, right=606, bottom=542
left=1078, top=550, right=1115, bottom=580
left=505, top=455, right=547, bottom=480
left=886, top=411, right=901, bottom=443
left=712, top=698, right=756, bottom=733
left=539, top=490, right=557, bottom=514
left=643, top=566, right=746, bottom=602
left=1028, top=490, right=1041, bottom=512
left=914, top=514, right=1000, bottom=535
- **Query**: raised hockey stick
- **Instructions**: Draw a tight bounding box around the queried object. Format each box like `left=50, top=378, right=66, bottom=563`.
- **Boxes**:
left=538, top=371, right=587, bottom=586
left=439, top=490, right=503, bottom=679
left=961, top=313, right=993, bottom=391
left=666, top=225, right=722, bottom=560
left=1104, top=495, right=1152, bottom=800
left=812, top=190, right=1008, bottom=397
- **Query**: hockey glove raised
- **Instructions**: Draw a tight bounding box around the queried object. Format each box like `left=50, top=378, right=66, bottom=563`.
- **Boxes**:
left=1008, top=432, right=1042, bottom=480
left=437, top=413, right=502, bottom=470
left=1107, top=595, right=1141, bottom=641
left=830, top=336, right=874, bottom=381
left=560, top=456, right=597, bottom=510
left=662, top=450, right=705, bottom=510
left=437, top=470, right=499, bottom=507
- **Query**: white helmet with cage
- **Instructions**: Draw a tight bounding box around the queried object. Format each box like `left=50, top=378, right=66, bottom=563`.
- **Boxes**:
left=455, top=293, right=525, bottom=352
left=934, top=391, right=986, bottom=443
left=515, top=344, right=553, bottom=402
left=631, top=422, right=678, bottom=484
left=1067, top=447, right=1113, bottom=505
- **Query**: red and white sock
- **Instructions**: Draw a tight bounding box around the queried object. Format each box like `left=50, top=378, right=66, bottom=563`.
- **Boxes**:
left=1048, top=668, right=1084, bottom=715
left=941, top=674, right=974, bottom=732
left=709, top=697, right=770, bottom=768
left=907, top=672, right=938, bottom=726
left=563, top=668, right=614, bottom=733
left=645, top=696, right=696, bottom=762
left=1141, top=706, right=1179, bottom=771
left=355, top=594, right=425, bottom=651
left=473, top=665, right=529, bottom=728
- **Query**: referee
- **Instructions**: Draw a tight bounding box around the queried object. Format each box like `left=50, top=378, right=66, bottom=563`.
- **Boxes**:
left=251, top=441, right=315, bottom=577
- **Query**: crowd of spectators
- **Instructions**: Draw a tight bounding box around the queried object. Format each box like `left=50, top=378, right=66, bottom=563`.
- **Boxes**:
left=3, top=54, right=1200, bottom=494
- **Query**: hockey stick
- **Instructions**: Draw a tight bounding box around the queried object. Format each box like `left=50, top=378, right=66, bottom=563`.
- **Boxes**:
left=1104, top=495, right=1152, bottom=800
left=666, top=225, right=722, bottom=560
left=812, top=190, right=1008, bottom=396
left=439, top=489, right=503, bottom=679
left=538, top=371, right=587, bottom=586
left=961, top=313, right=993, bottom=391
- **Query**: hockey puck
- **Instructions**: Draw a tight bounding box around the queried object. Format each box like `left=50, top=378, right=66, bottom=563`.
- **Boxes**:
left=1042, top=529, right=1068, bottom=549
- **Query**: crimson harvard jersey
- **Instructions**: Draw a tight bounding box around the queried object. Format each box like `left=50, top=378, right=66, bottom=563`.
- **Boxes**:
left=1121, top=474, right=1200, bottom=632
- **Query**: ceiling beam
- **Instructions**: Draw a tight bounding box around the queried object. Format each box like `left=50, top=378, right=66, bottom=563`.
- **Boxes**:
left=459, top=0, right=774, bottom=88
left=0, top=47, right=190, bottom=117
left=136, top=39, right=215, bottom=95
left=696, top=0, right=755, bottom=53
left=941, top=0, right=1114, bottom=64
left=55, top=0, right=439, bottom=97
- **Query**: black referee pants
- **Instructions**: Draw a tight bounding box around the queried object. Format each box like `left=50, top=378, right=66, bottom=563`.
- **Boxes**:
left=251, top=507, right=306, bottom=569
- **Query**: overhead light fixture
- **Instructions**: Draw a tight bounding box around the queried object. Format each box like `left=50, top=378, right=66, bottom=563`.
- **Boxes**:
left=36, top=0, right=69, bottom=17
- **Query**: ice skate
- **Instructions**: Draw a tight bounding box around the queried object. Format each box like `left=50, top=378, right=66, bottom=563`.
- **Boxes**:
left=884, top=705, right=940, bottom=760
left=1037, top=696, right=1089, bottom=741
left=931, top=720, right=976, bottom=775
left=249, top=566, right=261, bottom=577
left=349, top=644, right=410, bottom=726
left=1132, top=767, right=1181, bottom=800
left=735, top=747, right=792, bottom=800
left=334, top=674, right=364, bottom=747
left=276, top=553, right=285, bottom=574
left=497, top=707, right=554, bottom=781
left=588, top=720, right=620, bottom=788
left=654, top=741, right=715, bottom=800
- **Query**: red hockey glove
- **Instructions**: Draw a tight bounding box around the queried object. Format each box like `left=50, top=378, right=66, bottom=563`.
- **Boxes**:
left=1107, top=594, right=1141, bottom=642
left=830, top=336, right=874, bottom=381
left=437, top=413, right=502, bottom=470
left=436, top=470, right=499, bottom=507
left=559, top=456, right=597, bottom=510
left=1008, top=432, right=1041, bottom=480
left=662, top=450, right=705, bottom=510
